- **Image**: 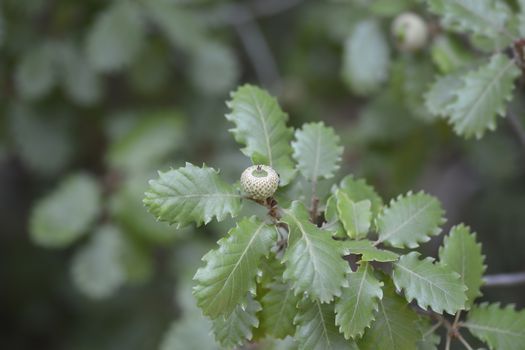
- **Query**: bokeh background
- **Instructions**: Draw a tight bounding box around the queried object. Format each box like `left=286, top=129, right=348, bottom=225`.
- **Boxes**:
left=1, top=0, right=525, bottom=349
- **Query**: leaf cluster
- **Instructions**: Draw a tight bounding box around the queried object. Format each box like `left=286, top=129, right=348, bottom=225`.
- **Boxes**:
left=144, top=85, right=524, bottom=349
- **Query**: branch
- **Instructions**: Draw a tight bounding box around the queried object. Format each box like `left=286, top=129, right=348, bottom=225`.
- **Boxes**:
left=483, top=272, right=525, bottom=287
left=232, top=15, right=281, bottom=91
left=309, top=180, right=319, bottom=223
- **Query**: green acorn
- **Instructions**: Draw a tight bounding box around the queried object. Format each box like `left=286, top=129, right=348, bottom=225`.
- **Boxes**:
left=392, top=12, right=428, bottom=52
left=240, top=165, right=279, bottom=200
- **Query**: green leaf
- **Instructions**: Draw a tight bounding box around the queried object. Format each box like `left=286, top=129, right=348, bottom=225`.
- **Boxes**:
left=358, top=279, right=420, bottom=350
left=338, top=175, right=383, bottom=218
left=189, top=41, right=239, bottom=96
left=519, top=0, right=525, bottom=37
left=445, top=53, right=520, bottom=139
left=292, top=122, right=343, bottom=182
left=108, top=111, right=185, bottom=173
left=112, top=173, right=186, bottom=243
left=342, top=240, right=399, bottom=262
left=86, top=1, right=145, bottom=72
left=465, top=302, right=525, bottom=350
left=426, top=0, right=512, bottom=38
left=9, top=104, right=73, bottom=177
left=282, top=201, right=350, bottom=303
left=160, top=316, right=215, bottom=350
left=58, top=42, right=101, bottom=105
left=144, top=1, right=207, bottom=53
left=294, top=298, right=355, bottom=350
left=342, top=19, right=390, bottom=95
left=377, top=191, right=444, bottom=248
left=15, top=43, right=56, bottom=100
left=30, top=173, right=101, bottom=248
left=325, top=175, right=383, bottom=236
left=144, top=163, right=242, bottom=228
left=226, top=84, right=295, bottom=185
left=393, top=252, right=467, bottom=314
left=71, top=225, right=126, bottom=299
left=335, top=263, right=383, bottom=339
left=430, top=35, right=475, bottom=74
left=212, top=294, right=261, bottom=348
left=260, top=278, right=300, bottom=339
left=424, top=74, right=463, bottom=117
left=439, top=224, right=486, bottom=308
left=336, top=191, right=371, bottom=240
left=193, top=217, right=276, bottom=318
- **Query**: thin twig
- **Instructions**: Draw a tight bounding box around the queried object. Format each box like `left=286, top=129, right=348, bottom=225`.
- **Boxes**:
left=445, top=333, right=452, bottom=350
left=207, top=0, right=304, bottom=25
left=423, top=320, right=443, bottom=339
left=457, top=333, right=474, bottom=350
left=232, top=9, right=281, bottom=91
left=484, top=272, right=525, bottom=287
left=507, top=111, right=525, bottom=152
left=309, top=180, right=319, bottom=223
left=452, top=310, right=462, bottom=328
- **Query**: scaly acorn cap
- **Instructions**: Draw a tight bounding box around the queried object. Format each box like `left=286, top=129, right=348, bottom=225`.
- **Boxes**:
left=240, top=165, right=279, bottom=200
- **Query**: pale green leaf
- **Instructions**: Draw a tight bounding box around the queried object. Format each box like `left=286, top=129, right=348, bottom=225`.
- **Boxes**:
left=335, top=263, right=383, bottom=339
left=193, top=217, right=276, bottom=318
left=58, top=43, right=101, bottom=106
left=71, top=225, right=126, bottom=299
left=86, top=1, right=145, bottom=72
left=144, top=1, right=207, bottom=52
left=260, top=278, right=300, bottom=339
left=336, top=191, right=371, bottom=240
left=212, top=294, right=261, bottom=348
left=393, top=252, right=467, bottom=314
left=111, top=173, right=186, bottom=243
left=342, top=240, right=399, bottom=262
left=108, top=111, right=185, bottom=173
left=424, top=74, right=462, bottom=117
left=390, top=58, right=435, bottom=122
left=426, top=0, right=512, bottom=38
left=9, top=104, right=73, bottom=176
left=358, top=279, right=420, bottom=350
left=119, top=235, right=153, bottom=284
left=294, top=298, right=355, bottom=350
left=325, top=175, right=382, bottom=236
left=226, top=84, right=295, bottom=185
left=30, top=173, right=101, bottom=248
left=430, top=35, right=475, bottom=74
left=282, top=201, right=350, bottom=303
left=465, top=302, right=525, bottom=350
left=292, top=122, right=343, bottom=181
left=15, top=43, right=56, bottom=100
left=338, top=175, right=383, bottom=218
left=446, top=54, right=520, bottom=139
left=190, top=41, right=239, bottom=96
left=439, top=224, right=486, bottom=308
left=160, top=316, right=216, bottom=350
left=127, top=42, right=170, bottom=94
left=342, top=20, right=390, bottom=95
left=377, top=191, right=444, bottom=248
left=519, top=0, right=525, bottom=37
left=144, top=163, right=242, bottom=228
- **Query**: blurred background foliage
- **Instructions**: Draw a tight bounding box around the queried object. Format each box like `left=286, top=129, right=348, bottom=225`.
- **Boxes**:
left=1, top=0, right=525, bottom=349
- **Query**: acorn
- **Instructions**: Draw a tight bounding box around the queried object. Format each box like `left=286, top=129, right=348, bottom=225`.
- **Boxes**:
left=392, top=12, right=429, bottom=52
left=240, top=165, right=279, bottom=200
